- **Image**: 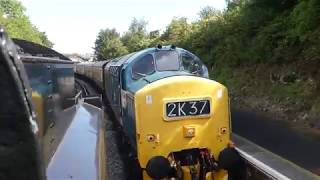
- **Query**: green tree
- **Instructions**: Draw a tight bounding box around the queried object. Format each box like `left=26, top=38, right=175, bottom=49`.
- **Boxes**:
left=0, top=0, right=24, bottom=18
left=161, top=17, right=191, bottom=45
left=94, top=28, right=128, bottom=60
left=0, top=0, right=53, bottom=47
left=148, top=30, right=166, bottom=47
left=39, top=32, right=54, bottom=48
left=198, top=6, right=222, bottom=20
left=121, top=18, right=150, bottom=52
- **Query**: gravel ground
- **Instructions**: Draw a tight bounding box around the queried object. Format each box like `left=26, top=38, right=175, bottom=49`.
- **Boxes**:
left=104, top=111, right=142, bottom=180
left=105, top=118, right=127, bottom=180
left=103, top=99, right=143, bottom=180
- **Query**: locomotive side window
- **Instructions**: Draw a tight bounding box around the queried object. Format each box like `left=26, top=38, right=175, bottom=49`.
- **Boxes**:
left=181, top=54, right=203, bottom=76
left=132, top=54, right=155, bottom=80
left=155, top=51, right=179, bottom=71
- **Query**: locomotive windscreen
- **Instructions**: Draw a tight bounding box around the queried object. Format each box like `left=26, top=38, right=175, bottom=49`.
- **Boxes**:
left=155, top=51, right=179, bottom=71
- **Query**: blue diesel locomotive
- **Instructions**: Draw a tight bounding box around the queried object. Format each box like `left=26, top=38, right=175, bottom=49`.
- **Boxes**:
left=76, top=45, right=239, bottom=180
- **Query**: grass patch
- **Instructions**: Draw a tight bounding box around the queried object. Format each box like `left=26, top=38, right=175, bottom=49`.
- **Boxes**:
left=210, top=67, right=243, bottom=91
left=311, top=100, right=320, bottom=113
left=270, top=82, right=305, bottom=102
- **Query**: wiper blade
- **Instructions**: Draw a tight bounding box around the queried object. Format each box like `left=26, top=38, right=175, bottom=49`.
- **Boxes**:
left=136, top=72, right=147, bottom=77
left=142, top=77, right=151, bottom=83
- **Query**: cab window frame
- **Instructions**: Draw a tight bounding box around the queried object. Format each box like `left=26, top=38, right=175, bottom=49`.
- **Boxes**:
left=154, top=50, right=180, bottom=72
left=181, top=52, right=204, bottom=76
left=131, top=53, right=156, bottom=80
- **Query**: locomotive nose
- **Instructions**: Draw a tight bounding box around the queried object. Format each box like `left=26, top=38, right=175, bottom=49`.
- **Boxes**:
left=135, top=76, right=230, bottom=179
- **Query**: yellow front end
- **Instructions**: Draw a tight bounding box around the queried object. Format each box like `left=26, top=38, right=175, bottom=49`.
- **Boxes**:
left=135, top=76, right=230, bottom=180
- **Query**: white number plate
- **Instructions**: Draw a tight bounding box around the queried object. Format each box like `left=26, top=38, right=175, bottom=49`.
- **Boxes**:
left=165, top=100, right=210, bottom=119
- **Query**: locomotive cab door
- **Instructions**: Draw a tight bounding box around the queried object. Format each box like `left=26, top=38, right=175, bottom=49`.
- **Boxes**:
left=107, top=65, right=123, bottom=123
left=116, top=66, right=123, bottom=121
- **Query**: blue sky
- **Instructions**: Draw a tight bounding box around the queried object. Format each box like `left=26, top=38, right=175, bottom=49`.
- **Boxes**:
left=21, top=0, right=226, bottom=54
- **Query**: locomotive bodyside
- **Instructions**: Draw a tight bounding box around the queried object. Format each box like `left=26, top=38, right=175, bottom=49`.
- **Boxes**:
left=84, top=62, right=94, bottom=81
left=75, top=63, right=85, bottom=76
left=91, top=61, right=108, bottom=89
left=76, top=61, right=108, bottom=90
left=104, top=53, right=136, bottom=122
left=22, top=57, right=75, bottom=137
left=0, top=32, right=42, bottom=180
left=1, top=30, right=106, bottom=180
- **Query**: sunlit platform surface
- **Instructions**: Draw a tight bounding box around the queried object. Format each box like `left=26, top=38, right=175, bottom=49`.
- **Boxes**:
left=47, top=102, right=104, bottom=180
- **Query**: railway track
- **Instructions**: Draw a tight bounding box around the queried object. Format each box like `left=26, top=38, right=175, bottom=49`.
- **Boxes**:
left=75, top=79, right=89, bottom=96
left=75, top=78, right=103, bottom=108
left=75, top=77, right=139, bottom=179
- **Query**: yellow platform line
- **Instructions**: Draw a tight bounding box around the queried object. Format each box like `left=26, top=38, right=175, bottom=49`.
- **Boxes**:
left=99, top=111, right=107, bottom=180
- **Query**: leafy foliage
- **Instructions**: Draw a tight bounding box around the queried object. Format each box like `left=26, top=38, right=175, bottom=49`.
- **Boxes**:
left=121, top=18, right=150, bottom=52
left=0, top=0, right=53, bottom=47
left=94, top=28, right=128, bottom=60
left=160, top=17, right=191, bottom=46
left=95, top=0, right=320, bottom=68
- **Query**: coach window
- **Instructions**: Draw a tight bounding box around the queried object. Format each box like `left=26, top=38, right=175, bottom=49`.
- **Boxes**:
left=132, top=54, right=155, bottom=80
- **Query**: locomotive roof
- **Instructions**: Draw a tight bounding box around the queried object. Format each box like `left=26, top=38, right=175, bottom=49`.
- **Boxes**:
left=107, top=46, right=188, bottom=68
left=114, top=46, right=209, bottom=93
left=13, top=39, right=71, bottom=60
left=108, top=52, right=137, bottom=66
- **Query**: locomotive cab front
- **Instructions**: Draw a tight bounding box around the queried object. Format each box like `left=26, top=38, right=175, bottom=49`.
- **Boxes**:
left=119, top=46, right=237, bottom=180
